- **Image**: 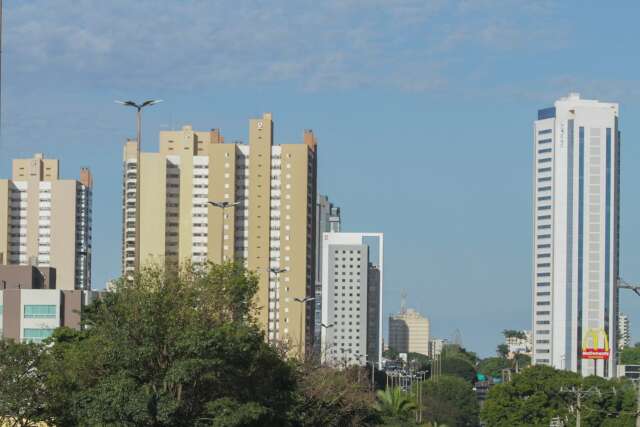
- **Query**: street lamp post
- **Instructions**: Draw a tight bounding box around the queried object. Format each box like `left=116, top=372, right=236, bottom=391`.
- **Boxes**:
left=320, top=322, right=334, bottom=364
left=294, top=296, right=315, bottom=359
left=115, top=99, right=162, bottom=275
left=208, top=201, right=239, bottom=263
left=355, top=353, right=375, bottom=390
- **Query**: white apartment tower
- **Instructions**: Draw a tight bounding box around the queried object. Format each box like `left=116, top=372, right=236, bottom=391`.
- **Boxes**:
left=321, top=232, right=383, bottom=367
left=618, top=313, right=630, bottom=350
left=532, top=93, right=620, bottom=378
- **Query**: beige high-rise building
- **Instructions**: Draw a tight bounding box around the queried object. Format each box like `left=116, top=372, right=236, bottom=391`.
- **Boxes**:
left=389, top=308, right=430, bottom=356
left=0, top=154, right=93, bottom=290
left=122, top=113, right=318, bottom=352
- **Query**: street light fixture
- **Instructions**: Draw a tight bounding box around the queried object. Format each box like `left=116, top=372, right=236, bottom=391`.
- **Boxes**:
left=293, top=296, right=315, bottom=358
left=115, top=100, right=163, bottom=150
left=207, top=201, right=240, bottom=263
left=320, top=323, right=334, bottom=365
left=115, top=99, right=162, bottom=276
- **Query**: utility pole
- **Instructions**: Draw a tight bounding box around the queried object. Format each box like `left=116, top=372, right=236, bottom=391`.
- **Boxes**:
left=560, top=386, right=604, bottom=427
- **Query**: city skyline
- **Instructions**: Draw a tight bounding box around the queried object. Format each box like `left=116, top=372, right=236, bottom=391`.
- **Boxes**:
left=3, top=2, right=640, bottom=356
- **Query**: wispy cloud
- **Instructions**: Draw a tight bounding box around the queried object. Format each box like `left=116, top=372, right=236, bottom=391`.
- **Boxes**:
left=4, top=0, right=571, bottom=92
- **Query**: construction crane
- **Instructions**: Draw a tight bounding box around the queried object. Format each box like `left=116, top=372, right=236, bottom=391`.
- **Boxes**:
left=617, top=277, right=640, bottom=297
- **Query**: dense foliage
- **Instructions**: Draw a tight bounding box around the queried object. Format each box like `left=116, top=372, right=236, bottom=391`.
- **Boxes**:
left=502, top=329, right=527, bottom=340
left=481, top=365, right=637, bottom=426
left=0, top=262, right=416, bottom=427
left=292, top=364, right=378, bottom=426
left=0, top=340, right=52, bottom=427
left=421, top=375, right=479, bottom=427
left=43, top=263, right=296, bottom=426
left=620, top=343, right=640, bottom=365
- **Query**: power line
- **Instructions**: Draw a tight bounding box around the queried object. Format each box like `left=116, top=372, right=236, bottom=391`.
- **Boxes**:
left=559, top=386, right=620, bottom=427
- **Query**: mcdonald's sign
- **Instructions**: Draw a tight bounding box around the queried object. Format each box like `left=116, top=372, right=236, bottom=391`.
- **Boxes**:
left=581, top=328, right=610, bottom=360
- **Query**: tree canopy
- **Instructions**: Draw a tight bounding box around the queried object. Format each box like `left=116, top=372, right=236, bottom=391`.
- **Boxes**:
left=0, top=340, right=52, bottom=427
left=620, top=345, right=640, bottom=365
left=421, top=375, right=479, bottom=427
left=502, top=330, right=526, bottom=340
left=441, top=356, right=476, bottom=383
left=0, top=262, right=427, bottom=427
left=35, top=263, right=297, bottom=426
left=481, top=365, right=636, bottom=427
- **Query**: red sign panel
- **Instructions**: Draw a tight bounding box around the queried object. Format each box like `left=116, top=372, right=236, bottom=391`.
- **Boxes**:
left=581, top=349, right=610, bottom=360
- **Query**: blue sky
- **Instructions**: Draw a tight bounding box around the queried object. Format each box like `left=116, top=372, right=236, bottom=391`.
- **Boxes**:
left=2, top=0, right=640, bottom=356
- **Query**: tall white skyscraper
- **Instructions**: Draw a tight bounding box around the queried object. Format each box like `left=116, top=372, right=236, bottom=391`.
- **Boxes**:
left=320, top=232, right=383, bottom=367
left=532, top=93, right=620, bottom=378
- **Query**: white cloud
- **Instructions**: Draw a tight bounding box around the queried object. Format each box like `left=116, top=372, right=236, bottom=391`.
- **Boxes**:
left=4, top=0, right=569, bottom=91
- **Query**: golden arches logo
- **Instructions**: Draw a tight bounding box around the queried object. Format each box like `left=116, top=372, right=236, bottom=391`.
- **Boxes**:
left=581, top=328, right=610, bottom=360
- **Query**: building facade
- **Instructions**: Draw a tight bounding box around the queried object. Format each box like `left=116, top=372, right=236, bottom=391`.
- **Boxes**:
left=428, top=338, right=447, bottom=358
left=0, top=154, right=92, bottom=290
left=320, top=232, right=383, bottom=367
left=532, top=93, right=620, bottom=377
left=389, top=308, right=430, bottom=356
left=122, top=114, right=318, bottom=352
left=618, top=313, right=630, bottom=350
left=0, top=265, right=97, bottom=341
left=314, top=195, right=341, bottom=350
left=505, top=330, right=533, bottom=355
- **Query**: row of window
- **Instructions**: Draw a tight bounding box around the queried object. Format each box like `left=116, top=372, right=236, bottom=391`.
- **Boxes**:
left=23, top=328, right=54, bottom=343
left=24, top=305, right=56, bottom=318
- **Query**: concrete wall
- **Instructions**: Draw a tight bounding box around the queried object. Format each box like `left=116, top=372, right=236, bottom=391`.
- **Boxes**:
left=50, top=181, right=78, bottom=290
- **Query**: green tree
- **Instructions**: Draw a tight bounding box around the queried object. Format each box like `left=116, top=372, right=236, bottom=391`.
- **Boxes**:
left=619, top=345, right=640, bottom=365
left=292, top=364, right=378, bottom=426
left=496, top=344, right=509, bottom=358
left=481, top=365, right=637, bottom=426
left=441, top=356, right=476, bottom=383
left=477, top=357, right=510, bottom=379
left=513, top=353, right=531, bottom=370
left=42, top=262, right=297, bottom=426
left=383, top=347, right=400, bottom=361
left=0, top=340, right=52, bottom=427
left=421, top=375, right=479, bottom=427
left=442, top=344, right=478, bottom=365
left=407, top=352, right=430, bottom=371
left=502, top=330, right=526, bottom=340
left=375, top=387, right=417, bottom=420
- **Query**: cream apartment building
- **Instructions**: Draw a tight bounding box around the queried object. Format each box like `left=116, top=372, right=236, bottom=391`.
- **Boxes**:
left=389, top=308, right=430, bottom=356
left=0, top=154, right=92, bottom=290
left=122, top=113, right=318, bottom=353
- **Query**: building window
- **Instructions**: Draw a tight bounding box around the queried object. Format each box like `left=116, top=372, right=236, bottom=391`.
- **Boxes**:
left=24, top=305, right=56, bottom=318
left=23, top=328, right=54, bottom=343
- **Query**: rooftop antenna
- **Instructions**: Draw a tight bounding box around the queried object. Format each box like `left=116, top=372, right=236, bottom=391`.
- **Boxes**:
left=400, top=290, right=407, bottom=314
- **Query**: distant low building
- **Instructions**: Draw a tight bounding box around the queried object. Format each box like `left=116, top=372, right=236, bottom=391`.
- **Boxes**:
left=389, top=308, right=430, bottom=356
left=618, top=313, right=630, bottom=350
left=617, top=364, right=640, bottom=381
left=505, top=330, right=532, bottom=356
left=0, top=265, right=99, bottom=342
